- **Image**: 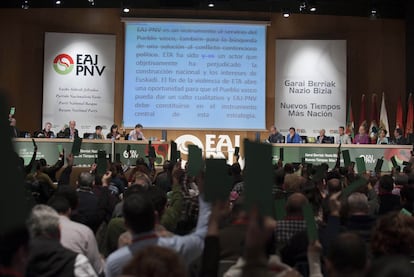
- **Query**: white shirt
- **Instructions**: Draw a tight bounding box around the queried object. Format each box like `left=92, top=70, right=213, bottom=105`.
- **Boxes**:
left=105, top=195, right=211, bottom=277
left=59, top=215, right=104, bottom=275
left=128, top=129, right=146, bottom=141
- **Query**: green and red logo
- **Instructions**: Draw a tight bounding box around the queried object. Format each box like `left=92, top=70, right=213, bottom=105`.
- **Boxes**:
left=53, top=54, right=74, bottom=75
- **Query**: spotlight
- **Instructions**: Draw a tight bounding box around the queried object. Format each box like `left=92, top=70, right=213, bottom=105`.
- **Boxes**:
left=208, top=2, right=215, bottom=8
left=299, top=1, right=307, bottom=12
left=55, top=0, right=61, bottom=5
left=283, top=11, right=290, bottom=18
left=123, top=7, right=130, bottom=13
left=370, top=7, right=378, bottom=19
left=21, top=0, right=29, bottom=9
left=309, top=6, right=316, bottom=12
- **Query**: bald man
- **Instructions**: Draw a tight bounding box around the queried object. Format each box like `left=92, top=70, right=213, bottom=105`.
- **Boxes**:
left=63, top=120, right=79, bottom=139
left=274, top=193, right=309, bottom=252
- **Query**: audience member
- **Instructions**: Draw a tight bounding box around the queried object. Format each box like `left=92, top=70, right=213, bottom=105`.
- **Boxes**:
left=105, top=171, right=211, bottom=277
left=154, top=160, right=172, bottom=193
left=0, top=226, right=30, bottom=277
left=122, top=245, right=187, bottom=277
left=378, top=175, right=401, bottom=215
left=72, top=172, right=106, bottom=234
left=26, top=205, right=97, bottom=276
left=325, top=232, right=368, bottom=277
left=365, top=255, right=414, bottom=277
left=274, top=193, right=308, bottom=253
left=47, top=196, right=104, bottom=276
left=371, top=211, right=414, bottom=258
left=9, top=117, right=19, bottom=138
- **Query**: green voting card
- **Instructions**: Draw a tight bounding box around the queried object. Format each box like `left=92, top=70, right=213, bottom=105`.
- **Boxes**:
left=302, top=203, right=318, bottom=242
left=71, top=137, right=82, bottom=156
left=342, top=149, right=351, bottom=167
left=341, top=177, right=367, bottom=199
left=374, top=158, right=383, bottom=173
left=57, top=144, right=63, bottom=155
left=355, top=156, right=366, bottom=174
left=204, top=159, right=233, bottom=202
left=244, top=139, right=273, bottom=216
left=187, top=144, right=203, bottom=177
left=170, top=140, right=178, bottom=164
left=274, top=198, right=287, bottom=220
left=96, top=150, right=107, bottom=176
left=391, top=156, right=399, bottom=168
left=400, top=208, right=413, bottom=217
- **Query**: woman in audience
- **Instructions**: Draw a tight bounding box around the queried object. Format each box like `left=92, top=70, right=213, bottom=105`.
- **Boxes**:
left=371, top=211, right=414, bottom=258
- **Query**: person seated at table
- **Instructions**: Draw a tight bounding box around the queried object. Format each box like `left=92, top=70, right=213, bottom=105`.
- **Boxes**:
left=317, top=129, right=331, bottom=144
left=377, top=129, right=389, bottom=144
left=35, top=122, right=55, bottom=138
left=63, top=120, right=79, bottom=139
left=129, top=124, right=146, bottom=141
left=286, top=127, right=301, bottom=143
left=391, top=128, right=408, bottom=145
left=267, top=125, right=284, bottom=143
left=91, top=125, right=104, bottom=139
left=107, top=124, right=122, bottom=140
left=353, top=125, right=370, bottom=144
left=337, top=126, right=352, bottom=144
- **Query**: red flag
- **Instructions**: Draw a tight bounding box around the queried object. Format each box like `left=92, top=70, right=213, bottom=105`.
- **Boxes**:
left=406, top=93, right=413, bottom=137
left=369, top=94, right=379, bottom=143
left=359, top=94, right=367, bottom=130
left=396, top=96, right=404, bottom=133
left=346, top=99, right=354, bottom=139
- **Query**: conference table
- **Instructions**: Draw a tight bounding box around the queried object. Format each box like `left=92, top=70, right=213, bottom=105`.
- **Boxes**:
left=270, top=143, right=413, bottom=172
left=13, top=138, right=412, bottom=173
left=13, top=138, right=170, bottom=167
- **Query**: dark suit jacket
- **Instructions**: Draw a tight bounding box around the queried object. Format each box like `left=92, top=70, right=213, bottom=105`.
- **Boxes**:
left=317, top=135, right=332, bottom=144
left=63, top=127, right=79, bottom=139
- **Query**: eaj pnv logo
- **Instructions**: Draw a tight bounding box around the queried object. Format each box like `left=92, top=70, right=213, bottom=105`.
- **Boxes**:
left=53, top=54, right=74, bottom=75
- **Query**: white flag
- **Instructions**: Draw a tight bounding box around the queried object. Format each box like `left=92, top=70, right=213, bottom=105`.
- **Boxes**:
left=379, top=92, right=390, bottom=137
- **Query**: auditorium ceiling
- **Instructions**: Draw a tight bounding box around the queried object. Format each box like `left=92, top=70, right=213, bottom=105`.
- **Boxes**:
left=0, top=0, right=407, bottom=19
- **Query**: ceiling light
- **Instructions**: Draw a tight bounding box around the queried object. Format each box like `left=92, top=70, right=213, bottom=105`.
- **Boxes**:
left=123, top=7, right=130, bottom=13
left=283, top=11, right=290, bottom=18
left=22, top=0, right=29, bottom=9
left=370, top=7, right=378, bottom=19
left=299, top=1, right=307, bottom=12
left=208, top=2, right=215, bottom=8
left=55, top=0, right=61, bottom=5
left=309, top=6, right=316, bottom=12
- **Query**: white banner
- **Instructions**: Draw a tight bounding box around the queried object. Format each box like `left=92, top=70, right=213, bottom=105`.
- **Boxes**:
left=275, top=40, right=346, bottom=138
left=43, top=32, right=116, bottom=136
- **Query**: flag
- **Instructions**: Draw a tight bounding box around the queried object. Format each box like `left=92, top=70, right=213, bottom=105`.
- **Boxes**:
left=396, top=96, right=404, bottom=133
left=346, top=99, right=354, bottom=139
left=379, top=92, right=390, bottom=137
left=359, top=94, right=367, bottom=130
left=405, top=93, right=413, bottom=137
left=369, top=94, right=379, bottom=143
